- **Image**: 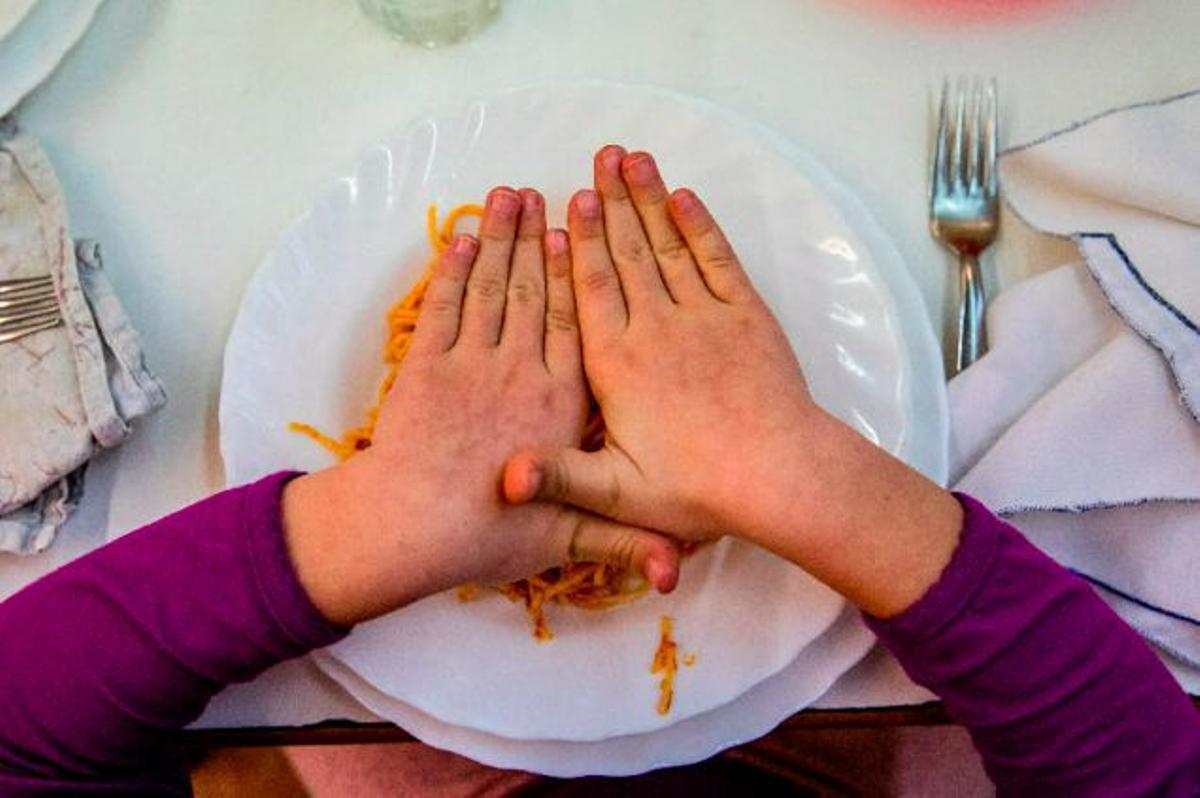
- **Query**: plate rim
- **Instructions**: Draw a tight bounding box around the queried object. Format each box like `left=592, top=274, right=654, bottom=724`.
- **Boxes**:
left=0, top=0, right=37, bottom=42
left=311, top=603, right=876, bottom=777
left=0, top=0, right=103, bottom=116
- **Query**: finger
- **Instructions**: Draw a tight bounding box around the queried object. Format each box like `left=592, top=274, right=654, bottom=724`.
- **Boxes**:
left=560, top=512, right=681, bottom=593
left=568, top=188, right=627, bottom=338
left=668, top=188, right=754, bottom=304
left=509, top=448, right=680, bottom=593
left=593, top=145, right=671, bottom=310
left=409, top=234, right=478, bottom=355
left=503, top=446, right=630, bottom=519
left=459, top=186, right=521, bottom=347
left=543, top=228, right=582, bottom=378
left=621, top=152, right=709, bottom=304
left=499, top=188, right=547, bottom=358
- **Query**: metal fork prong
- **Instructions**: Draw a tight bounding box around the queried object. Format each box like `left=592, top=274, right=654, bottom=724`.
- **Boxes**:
left=932, top=78, right=950, bottom=197
left=0, top=294, right=57, bottom=315
left=968, top=78, right=984, bottom=192
left=0, top=276, right=53, bottom=296
left=950, top=78, right=966, bottom=191
left=984, top=78, right=998, bottom=198
left=0, top=286, right=55, bottom=309
left=0, top=303, right=59, bottom=327
left=0, top=274, right=52, bottom=287
left=0, top=307, right=58, bottom=329
left=0, top=316, right=61, bottom=344
left=0, top=294, right=58, bottom=316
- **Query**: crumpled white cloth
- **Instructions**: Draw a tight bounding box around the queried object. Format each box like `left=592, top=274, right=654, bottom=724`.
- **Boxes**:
left=0, top=119, right=165, bottom=555
left=950, top=90, right=1200, bottom=668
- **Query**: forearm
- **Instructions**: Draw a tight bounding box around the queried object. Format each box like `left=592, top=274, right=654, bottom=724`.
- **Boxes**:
left=866, top=495, right=1200, bottom=793
left=282, top=457, right=458, bottom=627
left=745, top=411, right=964, bottom=619
left=0, top=472, right=345, bottom=791
left=744, top=419, right=1198, bottom=790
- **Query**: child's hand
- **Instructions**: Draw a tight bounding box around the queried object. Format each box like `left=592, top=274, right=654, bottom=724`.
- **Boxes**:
left=282, top=186, right=678, bottom=626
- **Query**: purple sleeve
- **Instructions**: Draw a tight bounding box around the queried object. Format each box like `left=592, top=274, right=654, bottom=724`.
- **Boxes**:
left=0, top=471, right=346, bottom=795
left=866, top=493, right=1200, bottom=795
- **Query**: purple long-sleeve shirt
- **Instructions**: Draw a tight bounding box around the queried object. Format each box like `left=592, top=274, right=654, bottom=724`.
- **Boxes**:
left=0, top=474, right=1196, bottom=795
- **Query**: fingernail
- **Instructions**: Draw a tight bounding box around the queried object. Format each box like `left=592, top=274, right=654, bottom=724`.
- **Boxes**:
left=671, top=188, right=700, bottom=212
left=575, top=190, right=600, bottom=218
left=488, top=188, right=520, bottom=218
left=520, top=188, right=543, bottom=213
left=529, top=467, right=546, bottom=499
left=624, top=153, right=658, bottom=183
left=452, top=234, right=478, bottom=256
left=646, top=558, right=667, bottom=590
left=600, top=145, right=625, bottom=171
left=545, top=229, right=568, bottom=256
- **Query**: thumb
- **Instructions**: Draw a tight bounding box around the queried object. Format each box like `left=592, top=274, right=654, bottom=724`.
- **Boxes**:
left=503, top=446, right=626, bottom=517
left=563, top=512, right=681, bottom=594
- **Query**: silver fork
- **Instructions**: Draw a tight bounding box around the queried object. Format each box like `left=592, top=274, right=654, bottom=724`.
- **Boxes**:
left=0, top=275, right=62, bottom=344
left=930, top=77, right=998, bottom=375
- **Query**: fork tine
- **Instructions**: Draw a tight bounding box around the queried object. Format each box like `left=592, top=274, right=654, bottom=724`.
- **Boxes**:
left=950, top=77, right=966, bottom=191
left=0, top=275, right=51, bottom=286
left=968, top=78, right=983, bottom=192
left=0, top=308, right=59, bottom=330
left=0, top=294, right=57, bottom=314
left=0, top=303, right=59, bottom=327
left=0, top=276, right=53, bottom=296
left=984, top=78, right=998, bottom=198
left=932, top=78, right=950, bottom=199
left=0, top=286, right=55, bottom=309
left=0, top=316, right=61, bottom=344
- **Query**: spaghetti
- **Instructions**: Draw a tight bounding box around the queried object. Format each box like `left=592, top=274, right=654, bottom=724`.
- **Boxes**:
left=290, top=204, right=649, bottom=641
left=651, top=615, right=679, bottom=715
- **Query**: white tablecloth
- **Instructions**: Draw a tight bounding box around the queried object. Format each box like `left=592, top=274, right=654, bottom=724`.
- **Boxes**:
left=3, top=0, right=1199, bottom=729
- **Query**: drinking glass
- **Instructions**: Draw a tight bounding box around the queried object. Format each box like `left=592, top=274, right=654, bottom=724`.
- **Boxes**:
left=357, top=0, right=502, bottom=47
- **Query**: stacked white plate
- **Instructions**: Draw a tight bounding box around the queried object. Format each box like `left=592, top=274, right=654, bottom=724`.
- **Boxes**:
left=0, top=0, right=103, bottom=117
left=219, top=84, right=948, bottom=776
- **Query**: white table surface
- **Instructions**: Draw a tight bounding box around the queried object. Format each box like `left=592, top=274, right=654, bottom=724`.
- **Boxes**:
left=3, top=0, right=1198, bottom=730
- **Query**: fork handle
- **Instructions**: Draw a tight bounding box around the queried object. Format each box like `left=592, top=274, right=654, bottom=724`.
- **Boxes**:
left=955, top=253, right=987, bottom=374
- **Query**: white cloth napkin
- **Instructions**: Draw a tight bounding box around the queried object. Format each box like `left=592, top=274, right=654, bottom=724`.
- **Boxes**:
left=0, top=119, right=165, bottom=554
left=950, top=90, right=1200, bottom=669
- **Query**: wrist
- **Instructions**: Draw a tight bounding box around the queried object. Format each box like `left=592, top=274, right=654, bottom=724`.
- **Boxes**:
left=280, top=456, right=435, bottom=626
left=744, top=410, right=964, bottom=618
left=718, top=407, right=853, bottom=545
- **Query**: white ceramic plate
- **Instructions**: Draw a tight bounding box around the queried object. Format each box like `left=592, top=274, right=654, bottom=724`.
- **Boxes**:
left=0, top=0, right=102, bottom=116
left=313, top=603, right=876, bottom=777
left=0, top=0, right=35, bottom=42
left=220, top=83, right=947, bottom=742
